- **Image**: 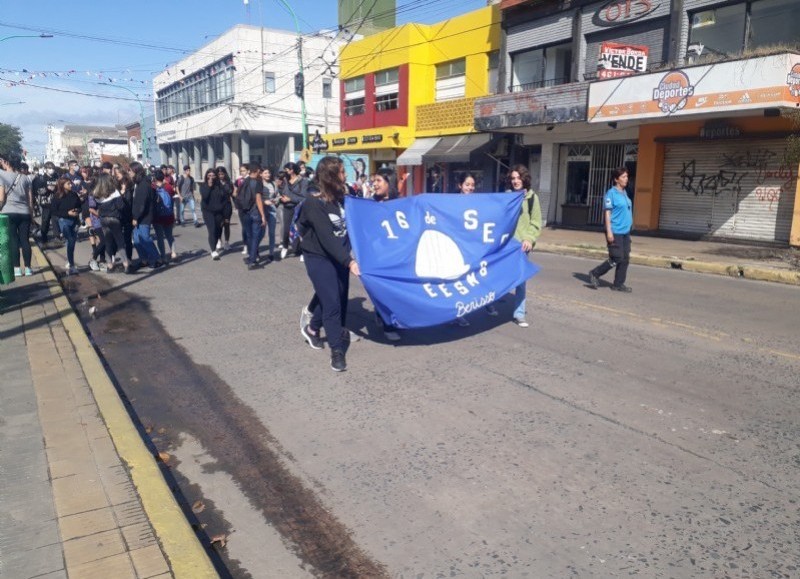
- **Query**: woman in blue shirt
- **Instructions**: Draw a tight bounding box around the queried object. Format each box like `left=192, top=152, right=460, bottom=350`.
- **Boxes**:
left=588, top=167, right=633, bottom=292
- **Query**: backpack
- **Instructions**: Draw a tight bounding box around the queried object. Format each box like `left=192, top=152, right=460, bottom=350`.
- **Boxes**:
left=237, top=178, right=256, bottom=212
left=155, top=187, right=173, bottom=217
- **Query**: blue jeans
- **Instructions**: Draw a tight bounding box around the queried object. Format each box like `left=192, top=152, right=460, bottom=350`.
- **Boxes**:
left=153, top=223, right=175, bottom=260
left=266, top=207, right=277, bottom=256
left=179, top=196, right=197, bottom=223
left=133, top=223, right=160, bottom=266
left=58, top=218, right=77, bottom=266
left=246, top=212, right=264, bottom=265
left=513, top=281, right=526, bottom=320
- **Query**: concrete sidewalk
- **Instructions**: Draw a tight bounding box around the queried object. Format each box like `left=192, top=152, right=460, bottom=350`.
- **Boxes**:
left=537, top=227, right=800, bottom=286
left=0, top=249, right=217, bottom=579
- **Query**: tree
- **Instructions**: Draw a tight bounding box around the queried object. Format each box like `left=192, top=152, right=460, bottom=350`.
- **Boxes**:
left=0, top=123, right=23, bottom=162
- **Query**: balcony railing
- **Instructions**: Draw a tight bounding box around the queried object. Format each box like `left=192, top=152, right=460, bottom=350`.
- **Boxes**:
left=509, top=77, right=569, bottom=92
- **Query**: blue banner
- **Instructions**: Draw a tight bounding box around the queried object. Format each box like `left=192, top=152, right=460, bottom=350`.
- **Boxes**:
left=347, top=193, right=540, bottom=329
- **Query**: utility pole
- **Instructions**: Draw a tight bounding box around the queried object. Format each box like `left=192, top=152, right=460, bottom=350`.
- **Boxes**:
left=274, top=0, right=308, bottom=149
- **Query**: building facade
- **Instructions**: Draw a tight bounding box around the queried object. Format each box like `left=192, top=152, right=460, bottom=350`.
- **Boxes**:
left=323, top=5, right=503, bottom=194
left=475, top=0, right=800, bottom=245
left=46, top=124, right=129, bottom=167
left=153, top=25, right=348, bottom=177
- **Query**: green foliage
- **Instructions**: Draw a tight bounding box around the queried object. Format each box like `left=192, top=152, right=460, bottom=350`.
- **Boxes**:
left=0, top=123, right=23, bottom=161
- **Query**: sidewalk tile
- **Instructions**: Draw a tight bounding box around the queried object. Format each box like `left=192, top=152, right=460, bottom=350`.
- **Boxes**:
left=68, top=551, right=136, bottom=579
left=121, top=520, right=158, bottom=551
left=59, top=507, right=118, bottom=541
left=129, top=544, right=171, bottom=578
left=51, top=473, right=109, bottom=516
left=62, top=527, right=126, bottom=566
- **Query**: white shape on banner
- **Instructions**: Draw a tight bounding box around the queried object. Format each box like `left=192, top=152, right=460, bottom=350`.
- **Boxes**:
left=415, top=229, right=470, bottom=280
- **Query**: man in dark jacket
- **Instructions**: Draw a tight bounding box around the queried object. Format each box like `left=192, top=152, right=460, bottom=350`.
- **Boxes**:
left=128, top=161, right=162, bottom=269
left=32, top=161, right=60, bottom=244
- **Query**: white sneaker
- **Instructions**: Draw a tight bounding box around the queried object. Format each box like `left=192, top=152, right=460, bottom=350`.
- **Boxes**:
left=280, top=248, right=288, bottom=259
left=67, top=265, right=79, bottom=275
left=514, top=317, right=529, bottom=328
left=241, top=246, right=248, bottom=255
left=300, top=306, right=312, bottom=331
left=89, top=259, right=100, bottom=271
left=299, top=254, right=304, bottom=262
left=211, top=250, right=220, bottom=260
left=14, top=267, right=22, bottom=277
left=216, top=240, right=222, bottom=250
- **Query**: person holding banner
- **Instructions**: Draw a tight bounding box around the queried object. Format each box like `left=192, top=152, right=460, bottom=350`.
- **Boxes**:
left=297, top=156, right=361, bottom=372
left=370, top=167, right=402, bottom=341
left=508, top=165, right=542, bottom=328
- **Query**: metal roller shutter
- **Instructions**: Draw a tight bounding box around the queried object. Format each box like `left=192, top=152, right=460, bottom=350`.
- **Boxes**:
left=659, top=140, right=797, bottom=242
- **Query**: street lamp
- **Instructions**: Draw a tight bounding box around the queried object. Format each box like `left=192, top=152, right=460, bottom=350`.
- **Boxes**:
left=0, top=34, right=53, bottom=42
left=274, top=0, right=308, bottom=150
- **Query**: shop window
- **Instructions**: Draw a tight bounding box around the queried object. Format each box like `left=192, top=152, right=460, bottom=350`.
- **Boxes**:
left=435, top=59, right=466, bottom=102
left=264, top=71, right=276, bottom=94
left=748, top=0, right=799, bottom=50
left=511, top=42, right=571, bottom=92
left=689, top=4, right=747, bottom=56
left=344, top=76, right=365, bottom=116
left=375, top=67, right=399, bottom=111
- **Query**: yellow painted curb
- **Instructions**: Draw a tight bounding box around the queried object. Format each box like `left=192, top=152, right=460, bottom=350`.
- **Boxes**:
left=33, top=246, right=218, bottom=579
left=740, top=266, right=800, bottom=286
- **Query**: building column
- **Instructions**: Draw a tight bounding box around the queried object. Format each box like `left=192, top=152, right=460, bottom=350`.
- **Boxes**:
left=240, top=131, right=250, bottom=165
left=180, top=142, right=189, bottom=170
left=222, top=134, right=232, bottom=175
left=206, top=138, right=215, bottom=170
left=159, top=145, right=168, bottom=166
left=168, top=144, right=178, bottom=169
left=192, top=140, right=201, bottom=180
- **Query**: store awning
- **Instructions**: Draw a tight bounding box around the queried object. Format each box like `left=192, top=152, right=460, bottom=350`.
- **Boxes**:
left=396, top=137, right=441, bottom=166
left=424, top=134, right=492, bottom=163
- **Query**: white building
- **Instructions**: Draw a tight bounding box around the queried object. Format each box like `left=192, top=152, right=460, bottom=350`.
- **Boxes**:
left=153, top=24, right=349, bottom=176
left=45, top=124, right=128, bottom=167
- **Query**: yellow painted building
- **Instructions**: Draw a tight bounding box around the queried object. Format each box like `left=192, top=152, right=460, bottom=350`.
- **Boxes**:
left=322, top=5, right=501, bottom=193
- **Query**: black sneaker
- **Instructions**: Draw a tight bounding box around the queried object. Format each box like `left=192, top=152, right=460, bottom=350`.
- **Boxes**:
left=301, top=325, right=324, bottom=350
left=331, top=349, right=347, bottom=372
left=610, top=284, right=632, bottom=293
left=588, top=272, right=599, bottom=289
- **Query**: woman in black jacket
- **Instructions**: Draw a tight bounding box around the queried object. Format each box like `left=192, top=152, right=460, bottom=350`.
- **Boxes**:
left=200, top=169, right=227, bottom=260
left=50, top=176, right=83, bottom=274
left=216, top=166, right=234, bottom=252
left=297, top=156, right=360, bottom=372
left=128, top=162, right=161, bottom=269
left=94, top=173, right=131, bottom=273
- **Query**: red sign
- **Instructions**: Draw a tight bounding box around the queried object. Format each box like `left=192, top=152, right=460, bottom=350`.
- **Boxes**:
left=597, top=42, right=649, bottom=79
left=593, top=0, right=660, bottom=27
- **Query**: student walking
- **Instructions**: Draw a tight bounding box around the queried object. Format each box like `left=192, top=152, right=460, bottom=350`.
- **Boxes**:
left=507, top=164, right=542, bottom=328
left=152, top=170, right=178, bottom=264
left=50, top=176, right=82, bottom=274
left=278, top=162, right=308, bottom=259
left=261, top=167, right=278, bottom=262
left=233, top=163, right=267, bottom=269
left=0, top=156, right=34, bottom=277
left=297, top=156, right=360, bottom=372
left=176, top=165, right=199, bottom=226
left=93, top=174, right=131, bottom=273
left=588, top=167, right=634, bottom=292
left=200, top=169, right=227, bottom=260
left=216, top=167, right=234, bottom=252
left=129, top=162, right=162, bottom=269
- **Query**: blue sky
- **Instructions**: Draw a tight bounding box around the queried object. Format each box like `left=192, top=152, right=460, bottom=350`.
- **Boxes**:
left=0, top=0, right=487, bottom=160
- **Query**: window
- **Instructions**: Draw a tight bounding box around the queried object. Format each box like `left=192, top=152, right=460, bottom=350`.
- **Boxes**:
left=374, top=67, right=399, bottom=111
left=488, top=51, right=499, bottom=94
left=435, top=59, right=466, bottom=101
left=689, top=4, right=747, bottom=56
left=511, top=42, right=571, bottom=92
left=264, top=71, right=276, bottom=93
left=156, top=55, right=235, bottom=123
left=322, top=78, right=332, bottom=99
left=344, top=76, right=365, bottom=116
left=689, top=0, right=799, bottom=58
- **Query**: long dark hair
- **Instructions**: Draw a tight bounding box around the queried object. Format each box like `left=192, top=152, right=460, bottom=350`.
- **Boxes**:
left=55, top=176, right=72, bottom=198
left=314, top=156, right=345, bottom=202
left=203, top=168, right=218, bottom=186
left=129, top=161, right=147, bottom=184
left=374, top=166, right=398, bottom=200
left=215, top=166, right=229, bottom=181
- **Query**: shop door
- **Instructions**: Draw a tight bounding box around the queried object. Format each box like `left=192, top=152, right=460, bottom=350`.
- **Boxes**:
left=659, top=141, right=796, bottom=242
left=586, top=144, right=628, bottom=225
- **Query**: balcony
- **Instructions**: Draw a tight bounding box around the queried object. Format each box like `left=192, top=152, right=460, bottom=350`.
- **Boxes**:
left=509, top=77, right=569, bottom=93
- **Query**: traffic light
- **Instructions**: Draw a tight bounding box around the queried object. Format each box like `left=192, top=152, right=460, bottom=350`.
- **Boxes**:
left=294, top=72, right=304, bottom=99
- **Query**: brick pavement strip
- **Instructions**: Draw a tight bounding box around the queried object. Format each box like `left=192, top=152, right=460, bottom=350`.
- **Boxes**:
left=0, top=248, right=217, bottom=579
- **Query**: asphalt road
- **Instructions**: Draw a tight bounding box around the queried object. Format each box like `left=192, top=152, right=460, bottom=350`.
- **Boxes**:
left=50, top=221, right=800, bottom=578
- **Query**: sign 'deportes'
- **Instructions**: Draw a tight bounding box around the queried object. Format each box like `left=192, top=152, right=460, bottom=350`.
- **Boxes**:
left=597, top=42, right=649, bottom=79
left=592, top=0, right=660, bottom=27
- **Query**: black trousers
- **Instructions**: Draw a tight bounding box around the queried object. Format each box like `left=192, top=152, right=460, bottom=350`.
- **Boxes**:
left=203, top=210, right=225, bottom=251
left=122, top=220, right=134, bottom=260
left=304, top=253, right=349, bottom=352
left=6, top=213, right=32, bottom=268
left=591, top=233, right=631, bottom=287
left=281, top=205, right=294, bottom=249
left=39, top=204, right=57, bottom=243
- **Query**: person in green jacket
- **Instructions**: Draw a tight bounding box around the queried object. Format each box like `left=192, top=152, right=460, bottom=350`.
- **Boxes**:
left=508, top=164, right=542, bottom=328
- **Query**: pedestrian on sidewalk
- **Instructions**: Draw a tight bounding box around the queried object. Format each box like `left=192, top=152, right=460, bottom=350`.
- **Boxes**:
left=50, top=176, right=82, bottom=274
left=176, top=165, right=198, bottom=227
left=508, top=165, right=542, bottom=328
left=94, top=174, right=131, bottom=274
left=297, top=156, right=361, bottom=372
left=200, top=169, right=226, bottom=260
left=0, top=156, right=34, bottom=277
left=588, top=167, right=633, bottom=293
left=129, top=162, right=162, bottom=269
